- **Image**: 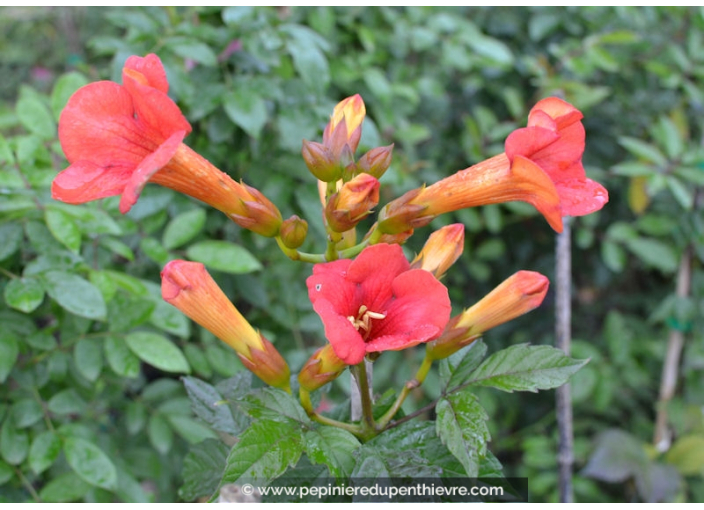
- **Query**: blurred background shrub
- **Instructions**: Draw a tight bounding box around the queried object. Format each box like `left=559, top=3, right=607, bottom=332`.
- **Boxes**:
left=1, top=6, right=703, bottom=502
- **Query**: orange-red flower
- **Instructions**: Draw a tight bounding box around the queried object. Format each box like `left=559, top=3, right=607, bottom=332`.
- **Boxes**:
left=53, top=54, right=282, bottom=237
left=161, top=260, right=290, bottom=389
left=427, top=271, right=549, bottom=360
left=307, top=243, right=451, bottom=365
left=505, top=97, right=608, bottom=217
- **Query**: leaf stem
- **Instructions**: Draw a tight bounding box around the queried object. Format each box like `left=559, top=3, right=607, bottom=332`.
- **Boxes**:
left=299, top=387, right=364, bottom=437
left=376, top=355, right=433, bottom=430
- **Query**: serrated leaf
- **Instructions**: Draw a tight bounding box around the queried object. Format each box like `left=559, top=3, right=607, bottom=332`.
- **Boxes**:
left=4, top=277, right=44, bottom=313
left=45, top=207, right=82, bottom=253
left=0, top=421, right=28, bottom=465
left=183, top=376, right=242, bottom=435
left=148, top=414, right=174, bottom=455
left=350, top=443, right=442, bottom=480
left=74, top=338, right=103, bottom=382
left=16, top=93, right=55, bottom=139
left=436, top=392, right=490, bottom=477
left=186, top=240, right=262, bottom=274
left=163, top=208, right=206, bottom=249
left=466, top=344, right=587, bottom=392
left=305, top=426, right=361, bottom=479
left=104, top=336, right=140, bottom=378
left=29, top=431, right=61, bottom=475
left=63, top=437, right=117, bottom=490
left=180, top=439, right=230, bottom=501
left=440, top=340, right=487, bottom=390
left=223, top=88, right=268, bottom=139
left=240, top=387, right=311, bottom=425
left=0, top=332, right=20, bottom=383
left=125, top=331, right=190, bottom=374
left=42, top=271, right=106, bottom=320
left=39, top=471, right=91, bottom=502
left=219, top=419, right=304, bottom=487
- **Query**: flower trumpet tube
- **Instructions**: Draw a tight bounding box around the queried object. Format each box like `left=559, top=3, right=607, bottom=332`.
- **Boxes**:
left=298, top=344, right=348, bottom=392
left=52, top=53, right=282, bottom=237
left=427, top=270, right=550, bottom=360
left=161, top=260, right=290, bottom=389
left=505, top=97, right=608, bottom=217
left=377, top=153, right=563, bottom=235
left=410, top=224, right=465, bottom=279
left=325, top=173, right=380, bottom=232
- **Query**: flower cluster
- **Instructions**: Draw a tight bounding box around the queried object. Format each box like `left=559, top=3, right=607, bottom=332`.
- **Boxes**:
left=51, top=53, right=607, bottom=433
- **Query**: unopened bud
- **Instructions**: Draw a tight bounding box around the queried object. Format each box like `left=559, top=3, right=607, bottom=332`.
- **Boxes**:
left=377, top=187, right=433, bottom=235
left=323, top=95, right=366, bottom=158
left=227, top=183, right=282, bottom=237
left=325, top=174, right=380, bottom=232
left=410, top=224, right=464, bottom=279
left=280, top=215, right=308, bottom=249
left=302, top=140, right=341, bottom=182
left=357, top=144, right=394, bottom=179
left=298, top=345, right=348, bottom=392
left=427, top=271, right=549, bottom=359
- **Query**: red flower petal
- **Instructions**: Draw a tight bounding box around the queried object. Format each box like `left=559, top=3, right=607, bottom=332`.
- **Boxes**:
left=307, top=244, right=451, bottom=365
left=119, top=130, right=187, bottom=213
left=124, top=54, right=169, bottom=94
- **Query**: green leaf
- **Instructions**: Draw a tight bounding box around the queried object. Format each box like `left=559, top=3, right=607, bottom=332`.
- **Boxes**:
left=99, top=237, right=135, bottom=261
left=0, top=332, right=20, bottom=383
left=149, top=300, right=190, bottom=338
left=166, top=415, right=218, bottom=444
left=0, top=223, right=23, bottom=261
left=436, top=392, right=490, bottom=477
left=4, top=277, right=44, bottom=313
left=107, top=295, right=155, bottom=332
left=183, top=376, right=243, bottom=435
left=305, top=426, right=361, bottom=478
left=223, top=88, right=268, bottom=139
left=466, top=344, right=588, bottom=392
left=42, top=271, right=107, bottom=320
left=0, top=460, right=13, bottom=485
left=74, top=338, right=103, bottom=382
left=619, top=137, right=667, bottom=166
left=63, top=437, right=118, bottom=490
left=624, top=237, right=679, bottom=273
left=0, top=421, right=28, bottom=465
left=125, top=331, right=190, bottom=374
left=180, top=439, right=230, bottom=501
left=601, top=241, right=626, bottom=273
left=47, top=388, right=87, bottom=415
left=665, top=434, right=704, bottom=475
left=284, top=25, right=330, bottom=91
left=163, top=208, right=206, bottom=249
left=104, top=336, right=140, bottom=378
left=186, top=240, right=262, bottom=274
left=240, top=387, right=311, bottom=425
left=219, top=419, right=304, bottom=487
left=29, top=431, right=61, bottom=475
left=440, top=340, right=488, bottom=390
left=170, top=39, right=218, bottom=66
left=666, top=176, right=693, bottom=209
left=39, top=471, right=91, bottom=502
left=125, top=402, right=147, bottom=435
left=148, top=414, right=174, bottom=455
left=16, top=93, right=55, bottom=139
left=350, top=443, right=442, bottom=480
left=45, top=207, right=82, bottom=253
left=139, top=237, right=169, bottom=265
left=10, top=398, right=43, bottom=428
left=582, top=429, right=648, bottom=482
left=51, top=71, right=88, bottom=119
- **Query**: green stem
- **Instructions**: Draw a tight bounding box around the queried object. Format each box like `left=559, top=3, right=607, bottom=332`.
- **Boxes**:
left=274, top=236, right=327, bottom=263
left=15, top=467, right=41, bottom=502
left=299, top=387, right=364, bottom=437
left=353, top=362, right=375, bottom=432
left=376, top=355, right=433, bottom=430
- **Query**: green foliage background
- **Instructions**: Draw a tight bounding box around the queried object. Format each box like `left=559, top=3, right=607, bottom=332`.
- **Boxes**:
left=1, top=6, right=704, bottom=502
